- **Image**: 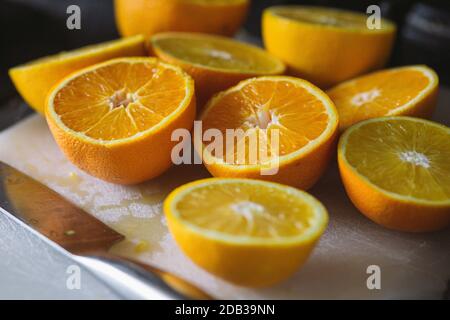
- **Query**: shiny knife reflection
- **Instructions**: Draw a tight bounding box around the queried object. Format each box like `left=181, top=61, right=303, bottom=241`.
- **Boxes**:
left=0, top=161, right=210, bottom=300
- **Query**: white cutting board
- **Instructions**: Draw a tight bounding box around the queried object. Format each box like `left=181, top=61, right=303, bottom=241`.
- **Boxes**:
left=0, top=89, right=449, bottom=299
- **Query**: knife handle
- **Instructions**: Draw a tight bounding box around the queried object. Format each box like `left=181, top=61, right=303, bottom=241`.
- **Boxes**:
left=73, top=255, right=211, bottom=300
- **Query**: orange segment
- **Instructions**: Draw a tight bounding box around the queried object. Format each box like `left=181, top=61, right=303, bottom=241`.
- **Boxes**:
left=138, top=68, right=188, bottom=116
left=327, top=65, right=439, bottom=131
left=58, top=102, right=111, bottom=132
left=46, top=57, right=196, bottom=184
left=127, top=102, right=164, bottom=131
left=197, top=76, right=338, bottom=189
left=83, top=107, right=139, bottom=140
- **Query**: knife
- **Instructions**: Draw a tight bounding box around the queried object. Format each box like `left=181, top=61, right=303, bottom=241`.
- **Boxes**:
left=0, top=161, right=211, bottom=300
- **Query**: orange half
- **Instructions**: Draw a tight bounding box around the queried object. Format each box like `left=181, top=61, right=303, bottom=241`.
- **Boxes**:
left=150, top=32, right=285, bottom=107
left=196, top=76, right=339, bottom=189
left=46, top=57, right=196, bottom=184
left=338, top=116, right=450, bottom=232
left=9, top=35, right=146, bottom=114
left=328, top=65, right=438, bottom=131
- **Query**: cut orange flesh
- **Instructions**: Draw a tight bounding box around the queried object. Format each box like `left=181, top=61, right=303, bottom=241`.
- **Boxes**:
left=151, top=32, right=285, bottom=74
left=202, top=78, right=330, bottom=157
left=150, top=32, right=285, bottom=107
left=52, top=59, right=187, bottom=140
left=46, top=57, right=196, bottom=184
left=338, top=116, right=450, bottom=232
left=197, top=76, right=339, bottom=189
left=164, top=177, right=328, bottom=286
left=328, top=65, right=438, bottom=131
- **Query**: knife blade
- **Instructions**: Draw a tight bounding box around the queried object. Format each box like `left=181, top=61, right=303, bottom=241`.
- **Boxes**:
left=0, top=161, right=210, bottom=300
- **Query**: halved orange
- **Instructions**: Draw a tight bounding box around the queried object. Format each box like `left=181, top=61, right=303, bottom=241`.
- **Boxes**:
left=263, top=6, right=396, bottom=88
left=46, top=57, right=196, bottom=184
left=338, top=116, right=450, bottom=232
left=150, top=32, right=286, bottom=107
left=196, top=76, right=339, bottom=189
left=164, top=177, right=329, bottom=286
left=9, top=35, right=146, bottom=114
left=115, top=0, right=250, bottom=38
left=328, top=65, right=439, bottom=131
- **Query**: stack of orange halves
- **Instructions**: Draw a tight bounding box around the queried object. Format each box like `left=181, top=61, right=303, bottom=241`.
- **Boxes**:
left=8, top=3, right=450, bottom=287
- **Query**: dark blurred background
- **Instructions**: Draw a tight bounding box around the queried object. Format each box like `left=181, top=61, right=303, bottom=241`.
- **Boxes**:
left=1, top=0, right=450, bottom=109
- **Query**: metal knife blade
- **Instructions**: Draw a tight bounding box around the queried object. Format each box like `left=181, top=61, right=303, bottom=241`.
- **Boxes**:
left=0, top=161, right=210, bottom=300
left=0, top=162, right=124, bottom=254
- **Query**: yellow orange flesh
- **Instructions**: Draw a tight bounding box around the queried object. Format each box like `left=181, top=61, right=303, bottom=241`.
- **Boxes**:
left=328, top=66, right=438, bottom=131
left=164, top=178, right=328, bottom=286
left=151, top=33, right=285, bottom=74
left=342, top=117, right=450, bottom=202
left=150, top=32, right=285, bottom=107
left=271, top=6, right=379, bottom=30
left=175, top=181, right=317, bottom=238
left=338, top=117, right=450, bottom=232
left=46, top=57, right=195, bottom=184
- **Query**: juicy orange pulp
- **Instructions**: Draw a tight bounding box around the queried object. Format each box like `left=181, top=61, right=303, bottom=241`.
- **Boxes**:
left=150, top=32, right=286, bottom=107
left=174, top=180, right=318, bottom=238
left=338, top=116, right=450, bottom=232
left=328, top=66, right=438, bottom=131
left=52, top=60, right=188, bottom=141
left=46, top=57, right=195, bottom=184
left=151, top=33, right=285, bottom=74
left=164, top=177, right=329, bottom=286
left=201, top=77, right=332, bottom=162
left=342, top=117, right=450, bottom=202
